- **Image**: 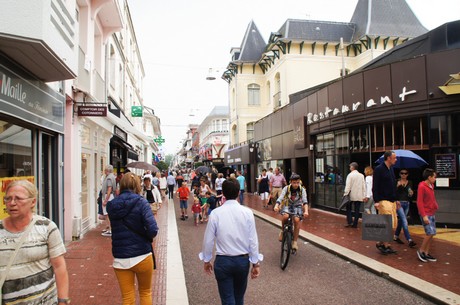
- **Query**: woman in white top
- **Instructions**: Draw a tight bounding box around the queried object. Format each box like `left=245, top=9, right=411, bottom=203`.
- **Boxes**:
left=159, top=172, right=167, bottom=200
left=363, top=166, right=376, bottom=214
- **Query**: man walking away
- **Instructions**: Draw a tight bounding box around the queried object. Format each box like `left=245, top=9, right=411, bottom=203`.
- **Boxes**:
left=199, top=178, right=263, bottom=305
left=343, top=162, right=366, bottom=228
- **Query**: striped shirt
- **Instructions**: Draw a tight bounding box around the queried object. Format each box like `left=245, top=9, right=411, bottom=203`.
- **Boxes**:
left=0, top=216, right=66, bottom=305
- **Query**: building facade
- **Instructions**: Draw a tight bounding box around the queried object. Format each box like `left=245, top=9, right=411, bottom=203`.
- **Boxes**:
left=224, top=0, right=427, bottom=193
left=0, top=0, right=78, bottom=233
left=197, top=106, right=229, bottom=169
left=253, top=21, right=460, bottom=225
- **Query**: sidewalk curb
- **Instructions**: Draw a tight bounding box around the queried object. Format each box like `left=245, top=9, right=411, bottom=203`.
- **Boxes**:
left=252, top=208, right=460, bottom=305
left=166, top=198, right=189, bottom=305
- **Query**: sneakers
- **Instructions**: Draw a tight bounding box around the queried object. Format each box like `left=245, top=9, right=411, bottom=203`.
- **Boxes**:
left=278, top=231, right=283, bottom=242
left=180, top=215, right=185, bottom=221
left=408, top=240, right=417, bottom=248
left=185, top=215, right=189, bottom=219
left=417, top=251, right=428, bottom=262
left=384, top=247, right=397, bottom=254
left=376, top=243, right=386, bottom=253
left=393, top=237, right=404, bottom=244
left=292, top=241, right=298, bottom=250
left=424, top=253, right=437, bottom=262
left=101, top=231, right=112, bottom=237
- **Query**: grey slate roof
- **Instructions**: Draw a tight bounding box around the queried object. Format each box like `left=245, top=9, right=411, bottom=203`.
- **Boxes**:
left=277, top=19, right=356, bottom=43
left=237, top=20, right=266, bottom=62
left=350, top=0, right=427, bottom=40
left=207, top=106, right=229, bottom=117
left=358, top=20, right=460, bottom=70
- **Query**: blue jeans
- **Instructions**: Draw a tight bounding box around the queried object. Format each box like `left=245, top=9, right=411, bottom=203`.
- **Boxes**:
left=214, top=255, right=250, bottom=305
left=346, top=201, right=361, bottom=227
left=239, top=190, right=245, bottom=205
left=395, top=201, right=412, bottom=240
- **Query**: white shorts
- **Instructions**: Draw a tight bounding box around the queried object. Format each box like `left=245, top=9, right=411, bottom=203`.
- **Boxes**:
left=260, top=192, right=269, bottom=200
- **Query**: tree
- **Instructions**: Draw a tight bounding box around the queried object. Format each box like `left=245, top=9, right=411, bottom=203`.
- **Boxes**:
left=156, top=161, right=168, bottom=172
left=165, top=154, right=173, bottom=165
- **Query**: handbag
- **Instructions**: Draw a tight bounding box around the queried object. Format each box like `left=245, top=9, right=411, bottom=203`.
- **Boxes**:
left=338, top=195, right=350, bottom=210
left=361, top=213, right=393, bottom=242
left=0, top=216, right=38, bottom=300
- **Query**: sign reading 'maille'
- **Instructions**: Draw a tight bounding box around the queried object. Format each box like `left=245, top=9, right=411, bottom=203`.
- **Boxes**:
left=1, top=74, right=27, bottom=103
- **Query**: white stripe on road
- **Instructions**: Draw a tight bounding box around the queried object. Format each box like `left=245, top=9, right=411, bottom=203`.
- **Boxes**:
left=166, top=197, right=189, bottom=305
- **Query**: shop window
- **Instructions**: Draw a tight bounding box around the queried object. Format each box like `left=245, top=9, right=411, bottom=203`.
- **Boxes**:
left=430, top=116, right=448, bottom=147
left=384, top=123, right=393, bottom=150
left=0, top=121, right=33, bottom=178
left=394, top=121, right=403, bottom=149
left=372, top=123, right=384, bottom=151
left=350, top=127, right=369, bottom=152
left=334, top=130, right=349, bottom=154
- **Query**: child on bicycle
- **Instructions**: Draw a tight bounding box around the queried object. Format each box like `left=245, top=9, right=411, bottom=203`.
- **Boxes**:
left=273, top=173, right=309, bottom=251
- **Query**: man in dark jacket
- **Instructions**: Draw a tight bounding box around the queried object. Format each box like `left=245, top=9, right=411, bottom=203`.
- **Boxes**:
left=373, top=150, right=398, bottom=255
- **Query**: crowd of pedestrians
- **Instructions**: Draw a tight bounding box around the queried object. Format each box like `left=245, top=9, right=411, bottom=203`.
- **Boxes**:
left=0, top=152, right=440, bottom=305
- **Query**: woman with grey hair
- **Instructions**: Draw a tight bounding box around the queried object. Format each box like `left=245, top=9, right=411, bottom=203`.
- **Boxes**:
left=101, top=164, right=117, bottom=237
left=0, top=180, right=70, bottom=304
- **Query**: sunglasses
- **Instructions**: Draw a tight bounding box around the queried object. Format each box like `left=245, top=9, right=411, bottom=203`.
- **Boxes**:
left=400, top=172, right=408, bottom=175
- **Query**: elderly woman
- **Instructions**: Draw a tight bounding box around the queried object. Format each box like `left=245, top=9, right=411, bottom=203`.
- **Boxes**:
left=107, top=172, right=159, bottom=305
left=0, top=180, right=70, bottom=305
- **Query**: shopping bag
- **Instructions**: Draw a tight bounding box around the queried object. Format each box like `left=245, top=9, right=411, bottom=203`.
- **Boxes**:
left=338, top=195, right=350, bottom=211
left=362, top=214, right=393, bottom=242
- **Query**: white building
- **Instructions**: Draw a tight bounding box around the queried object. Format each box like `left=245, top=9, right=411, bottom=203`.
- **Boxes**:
left=224, top=0, right=427, bottom=147
left=196, top=106, right=229, bottom=168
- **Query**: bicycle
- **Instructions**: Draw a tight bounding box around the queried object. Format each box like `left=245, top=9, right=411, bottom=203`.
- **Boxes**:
left=280, top=211, right=297, bottom=270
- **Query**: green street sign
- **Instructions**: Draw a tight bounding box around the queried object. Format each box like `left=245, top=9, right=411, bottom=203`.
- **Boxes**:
left=154, top=135, right=165, bottom=145
left=131, top=106, right=143, bottom=117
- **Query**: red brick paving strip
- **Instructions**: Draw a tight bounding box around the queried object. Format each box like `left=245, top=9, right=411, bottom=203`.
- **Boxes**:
left=65, top=203, right=168, bottom=305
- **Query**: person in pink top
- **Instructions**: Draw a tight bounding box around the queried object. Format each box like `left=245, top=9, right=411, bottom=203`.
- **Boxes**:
left=416, top=168, right=439, bottom=263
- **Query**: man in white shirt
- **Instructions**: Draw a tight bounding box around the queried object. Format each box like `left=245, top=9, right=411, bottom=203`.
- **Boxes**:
left=199, top=178, right=263, bottom=305
left=343, top=162, right=366, bottom=228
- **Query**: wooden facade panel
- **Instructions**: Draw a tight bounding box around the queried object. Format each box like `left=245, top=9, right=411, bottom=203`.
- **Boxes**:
left=262, top=118, right=271, bottom=139
left=271, top=134, right=283, bottom=159
left=426, top=48, right=460, bottom=99
left=254, top=120, right=263, bottom=141
left=391, top=57, right=427, bottom=104
left=343, top=73, right=364, bottom=112
left=328, top=80, right=344, bottom=112
left=282, top=131, right=294, bottom=158
left=282, top=106, right=294, bottom=132
left=271, top=110, right=283, bottom=135
left=363, top=65, right=392, bottom=111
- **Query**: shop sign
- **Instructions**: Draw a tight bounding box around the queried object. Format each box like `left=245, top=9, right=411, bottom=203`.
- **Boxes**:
left=306, top=86, right=417, bottom=125
left=77, top=105, right=107, bottom=116
left=131, top=105, right=143, bottom=117
left=114, top=126, right=128, bottom=142
left=293, top=117, right=306, bottom=149
left=0, top=63, right=65, bottom=133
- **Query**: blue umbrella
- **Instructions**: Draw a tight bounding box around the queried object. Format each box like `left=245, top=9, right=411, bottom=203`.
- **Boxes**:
left=375, top=149, right=428, bottom=168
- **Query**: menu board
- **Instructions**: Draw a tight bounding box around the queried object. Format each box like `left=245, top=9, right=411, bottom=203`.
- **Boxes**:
left=435, top=154, right=457, bottom=179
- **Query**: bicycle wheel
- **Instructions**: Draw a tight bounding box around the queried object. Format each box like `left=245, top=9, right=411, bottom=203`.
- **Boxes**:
left=280, top=230, right=292, bottom=270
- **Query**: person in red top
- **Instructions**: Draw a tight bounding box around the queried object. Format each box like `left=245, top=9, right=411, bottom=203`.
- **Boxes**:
left=176, top=181, right=190, bottom=220
left=191, top=197, right=202, bottom=226
left=416, top=168, right=439, bottom=263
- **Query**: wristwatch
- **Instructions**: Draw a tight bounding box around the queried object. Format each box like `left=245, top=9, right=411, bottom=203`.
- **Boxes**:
left=58, top=298, right=71, bottom=304
left=252, top=262, right=260, bottom=268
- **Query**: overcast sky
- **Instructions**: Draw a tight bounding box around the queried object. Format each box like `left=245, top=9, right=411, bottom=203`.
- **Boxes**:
left=127, top=0, right=460, bottom=155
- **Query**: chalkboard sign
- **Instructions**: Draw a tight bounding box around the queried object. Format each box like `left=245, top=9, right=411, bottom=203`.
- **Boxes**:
left=435, top=154, right=457, bottom=179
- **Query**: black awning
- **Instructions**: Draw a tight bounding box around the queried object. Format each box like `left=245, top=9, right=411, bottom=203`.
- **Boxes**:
left=128, top=149, right=139, bottom=161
